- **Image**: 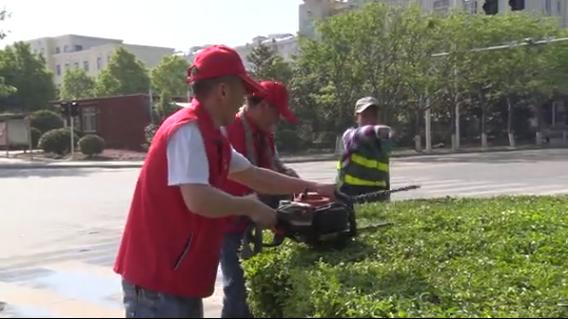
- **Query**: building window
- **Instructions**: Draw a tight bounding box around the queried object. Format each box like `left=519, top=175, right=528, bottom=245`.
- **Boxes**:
left=55, top=47, right=61, bottom=54
left=56, top=65, right=61, bottom=76
left=97, top=57, right=103, bottom=70
left=433, top=0, right=450, bottom=14
left=509, top=0, right=524, bottom=11
left=64, top=45, right=69, bottom=53
left=81, top=107, right=97, bottom=133
left=74, top=62, right=79, bottom=69
left=83, top=61, right=89, bottom=71
left=75, top=45, right=83, bottom=51
left=558, top=0, right=562, bottom=14
left=482, top=0, right=498, bottom=14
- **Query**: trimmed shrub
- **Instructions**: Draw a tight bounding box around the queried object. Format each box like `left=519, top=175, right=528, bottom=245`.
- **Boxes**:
left=38, top=128, right=71, bottom=155
left=78, top=134, right=105, bottom=157
left=30, top=110, right=64, bottom=134
left=244, top=196, right=568, bottom=318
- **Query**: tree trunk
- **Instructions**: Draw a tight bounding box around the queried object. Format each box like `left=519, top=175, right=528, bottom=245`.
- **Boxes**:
left=507, top=96, right=515, bottom=148
left=480, top=91, right=487, bottom=150
left=449, top=101, right=456, bottom=150
left=535, top=99, right=544, bottom=146
left=414, top=102, right=422, bottom=152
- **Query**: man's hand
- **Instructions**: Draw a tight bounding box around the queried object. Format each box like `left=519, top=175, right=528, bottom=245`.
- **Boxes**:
left=376, top=125, right=392, bottom=139
left=311, top=183, right=337, bottom=200
left=246, top=200, right=277, bottom=228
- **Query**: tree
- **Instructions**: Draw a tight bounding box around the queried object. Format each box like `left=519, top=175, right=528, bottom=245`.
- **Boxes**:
left=0, top=42, right=56, bottom=111
left=151, top=55, right=189, bottom=98
left=468, top=13, right=563, bottom=146
left=0, top=9, right=16, bottom=97
left=60, top=68, right=96, bottom=100
left=0, top=9, right=8, bottom=41
left=247, top=43, right=293, bottom=83
left=95, top=47, right=150, bottom=97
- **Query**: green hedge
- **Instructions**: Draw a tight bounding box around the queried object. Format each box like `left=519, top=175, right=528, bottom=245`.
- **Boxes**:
left=243, top=196, right=568, bottom=318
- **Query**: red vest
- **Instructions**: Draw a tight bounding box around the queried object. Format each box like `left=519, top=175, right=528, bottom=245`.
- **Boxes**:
left=113, top=99, right=231, bottom=298
left=223, top=112, right=275, bottom=232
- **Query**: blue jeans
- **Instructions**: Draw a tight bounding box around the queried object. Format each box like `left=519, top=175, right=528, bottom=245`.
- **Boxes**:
left=122, top=280, right=203, bottom=318
left=220, top=231, right=252, bottom=318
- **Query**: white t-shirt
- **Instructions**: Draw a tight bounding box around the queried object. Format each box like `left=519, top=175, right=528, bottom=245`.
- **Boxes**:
left=167, top=122, right=252, bottom=186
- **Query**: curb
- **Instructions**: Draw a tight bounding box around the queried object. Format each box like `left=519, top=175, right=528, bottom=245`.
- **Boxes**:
left=0, top=145, right=566, bottom=169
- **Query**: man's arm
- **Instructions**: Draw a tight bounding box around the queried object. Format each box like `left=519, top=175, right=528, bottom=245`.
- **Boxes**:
left=229, top=166, right=335, bottom=198
left=179, top=184, right=275, bottom=227
left=166, top=124, right=275, bottom=226
left=272, top=146, right=299, bottom=177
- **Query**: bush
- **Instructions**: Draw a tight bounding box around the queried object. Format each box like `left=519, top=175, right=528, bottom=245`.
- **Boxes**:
left=144, top=123, right=159, bottom=149
left=244, top=196, right=568, bottom=318
left=78, top=134, right=105, bottom=157
left=38, top=128, right=71, bottom=155
left=30, top=110, right=64, bottom=134
left=30, top=127, right=42, bottom=148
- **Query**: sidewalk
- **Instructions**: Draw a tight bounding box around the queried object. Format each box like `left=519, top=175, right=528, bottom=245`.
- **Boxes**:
left=0, top=144, right=566, bottom=169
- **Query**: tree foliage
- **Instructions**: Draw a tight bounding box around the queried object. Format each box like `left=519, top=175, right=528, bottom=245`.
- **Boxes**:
left=291, top=3, right=568, bottom=148
left=95, top=47, right=150, bottom=97
left=151, top=55, right=189, bottom=98
left=0, top=42, right=56, bottom=111
left=61, top=68, right=96, bottom=100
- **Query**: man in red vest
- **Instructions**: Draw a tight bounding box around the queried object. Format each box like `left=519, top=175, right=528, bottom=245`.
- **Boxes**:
left=220, top=80, right=298, bottom=318
left=113, top=45, right=335, bottom=318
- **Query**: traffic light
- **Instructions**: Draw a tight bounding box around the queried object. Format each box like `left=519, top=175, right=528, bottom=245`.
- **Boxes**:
left=509, top=0, right=525, bottom=11
left=70, top=101, right=80, bottom=117
left=483, top=0, right=498, bottom=15
left=59, top=101, right=81, bottom=118
left=60, top=102, right=71, bottom=118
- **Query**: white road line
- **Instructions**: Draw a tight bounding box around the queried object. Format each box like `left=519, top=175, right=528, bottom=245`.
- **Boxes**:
left=458, top=184, right=566, bottom=196
left=423, top=183, right=525, bottom=194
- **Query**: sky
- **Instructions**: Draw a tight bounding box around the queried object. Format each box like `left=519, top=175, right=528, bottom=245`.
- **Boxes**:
left=0, top=0, right=304, bottom=52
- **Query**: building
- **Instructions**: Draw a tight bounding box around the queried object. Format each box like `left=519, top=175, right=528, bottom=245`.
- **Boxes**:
left=0, top=113, right=30, bottom=149
left=185, top=33, right=299, bottom=70
left=51, top=94, right=152, bottom=151
left=299, top=0, right=568, bottom=38
left=26, top=35, right=175, bottom=85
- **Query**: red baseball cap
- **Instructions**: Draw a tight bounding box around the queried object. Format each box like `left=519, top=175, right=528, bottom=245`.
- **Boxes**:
left=187, top=45, right=265, bottom=95
left=256, top=81, right=298, bottom=124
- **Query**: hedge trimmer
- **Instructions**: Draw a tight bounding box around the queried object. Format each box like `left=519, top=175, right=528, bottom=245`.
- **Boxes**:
left=240, top=185, right=420, bottom=259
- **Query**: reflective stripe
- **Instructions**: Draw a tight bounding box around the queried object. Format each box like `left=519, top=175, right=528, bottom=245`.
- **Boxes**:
left=344, top=174, right=387, bottom=187
left=350, top=153, right=389, bottom=172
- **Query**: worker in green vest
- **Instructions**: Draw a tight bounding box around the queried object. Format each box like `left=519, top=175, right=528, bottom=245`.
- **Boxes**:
left=337, top=96, right=392, bottom=199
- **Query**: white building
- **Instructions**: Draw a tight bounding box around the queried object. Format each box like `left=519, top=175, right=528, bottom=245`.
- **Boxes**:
left=26, top=35, right=175, bottom=85
left=186, top=34, right=299, bottom=70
